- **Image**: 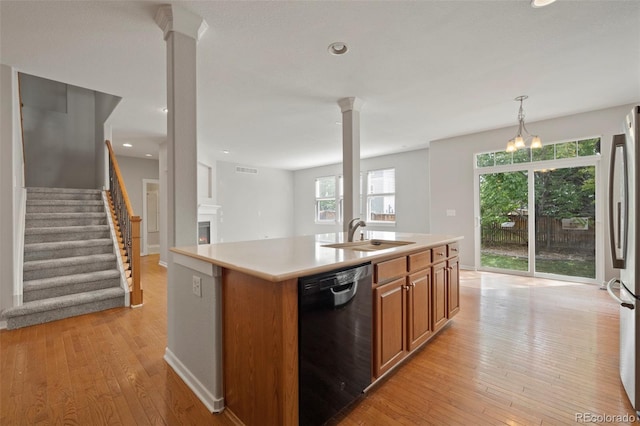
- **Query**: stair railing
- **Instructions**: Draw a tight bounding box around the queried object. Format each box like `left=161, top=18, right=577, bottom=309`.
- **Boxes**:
left=106, top=140, right=142, bottom=306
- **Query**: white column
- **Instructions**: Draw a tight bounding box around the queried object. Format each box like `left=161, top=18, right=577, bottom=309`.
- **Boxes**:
left=338, top=97, right=364, bottom=232
left=156, top=5, right=207, bottom=248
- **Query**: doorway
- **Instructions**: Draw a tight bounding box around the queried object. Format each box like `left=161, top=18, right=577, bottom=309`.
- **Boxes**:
left=475, top=139, right=602, bottom=283
left=142, top=179, right=160, bottom=256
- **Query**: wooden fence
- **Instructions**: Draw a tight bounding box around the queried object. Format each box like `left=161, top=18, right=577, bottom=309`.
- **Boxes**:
left=482, top=216, right=595, bottom=253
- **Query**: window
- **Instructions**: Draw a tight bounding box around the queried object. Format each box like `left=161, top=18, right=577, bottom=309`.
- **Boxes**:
left=476, top=138, right=600, bottom=168
left=315, top=176, right=337, bottom=223
left=367, top=168, right=396, bottom=223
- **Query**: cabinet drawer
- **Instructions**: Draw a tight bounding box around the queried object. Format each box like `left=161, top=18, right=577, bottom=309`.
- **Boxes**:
left=375, top=257, right=407, bottom=283
left=432, top=245, right=447, bottom=263
left=408, top=250, right=432, bottom=272
left=448, top=242, right=460, bottom=258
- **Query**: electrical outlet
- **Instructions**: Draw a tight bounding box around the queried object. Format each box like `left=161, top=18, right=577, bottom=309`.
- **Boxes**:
left=192, top=276, right=202, bottom=297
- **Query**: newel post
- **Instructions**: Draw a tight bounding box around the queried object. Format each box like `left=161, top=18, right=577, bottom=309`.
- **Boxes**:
left=131, top=216, right=143, bottom=306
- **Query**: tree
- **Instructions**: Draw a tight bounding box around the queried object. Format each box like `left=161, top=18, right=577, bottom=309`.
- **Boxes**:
left=479, top=171, right=528, bottom=226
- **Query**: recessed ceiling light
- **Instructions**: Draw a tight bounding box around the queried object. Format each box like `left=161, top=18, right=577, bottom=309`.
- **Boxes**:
left=222, top=150, right=230, bottom=154
left=145, top=154, right=153, bottom=157
left=531, top=0, right=557, bottom=7
left=328, top=42, right=348, bottom=56
left=335, top=121, right=342, bottom=125
left=161, top=107, right=168, bottom=113
left=123, top=143, right=133, bottom=148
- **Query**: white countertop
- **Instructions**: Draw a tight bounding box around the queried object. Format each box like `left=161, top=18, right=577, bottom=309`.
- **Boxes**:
left=170, top=231, right=462, bottom=282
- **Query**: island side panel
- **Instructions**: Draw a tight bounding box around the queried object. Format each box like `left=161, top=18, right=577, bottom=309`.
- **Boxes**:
left=223, top=268, right=298, bottom=426
left=166, top=253, right=224, bottom=412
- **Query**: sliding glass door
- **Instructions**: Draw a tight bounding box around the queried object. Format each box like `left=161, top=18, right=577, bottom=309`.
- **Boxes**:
left=534, top=166, right=596, bottom=279
left=479, top=171, right=529, bottom=272
left=475, top=140, right=600, bottom=283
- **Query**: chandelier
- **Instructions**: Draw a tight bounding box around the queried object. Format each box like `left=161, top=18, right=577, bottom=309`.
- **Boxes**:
left=505, top=95, right=542, bottom=153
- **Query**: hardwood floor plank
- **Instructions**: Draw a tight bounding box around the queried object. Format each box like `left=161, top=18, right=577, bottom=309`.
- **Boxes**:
left=1, top=259, right=637, bottom=425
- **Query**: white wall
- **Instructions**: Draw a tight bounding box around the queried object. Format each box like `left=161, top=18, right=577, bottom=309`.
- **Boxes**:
left=159, top=142, right=168, bottom=266
left=0, top=65, right=26, bottom=317
left=429, top=103, right=636, bottom=278
left=293, top=149, right=430, bottom=236
left=216, top=161, right=294, bottom=242
left=0, top=65, right=15, bottom=313
left=116, top=156, right=160, bottom=220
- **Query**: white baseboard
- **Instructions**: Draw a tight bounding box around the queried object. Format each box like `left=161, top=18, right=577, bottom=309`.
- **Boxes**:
left=158, top=260, right=168, bottom=268
left=163, top=347, right=224, bottom=413
left=0, top=320, right=7, bottom=330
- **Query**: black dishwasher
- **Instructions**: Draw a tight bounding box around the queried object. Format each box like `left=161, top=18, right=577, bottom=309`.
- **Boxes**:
left=298, top=262, right=372, bottom=426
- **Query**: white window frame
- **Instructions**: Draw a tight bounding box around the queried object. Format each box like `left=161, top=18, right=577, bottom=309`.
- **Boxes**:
left=366, top=168, right=396, bottom=225
left=314, top=174, right=364, bottom=224
left=315, top=175, right=338, bottom=224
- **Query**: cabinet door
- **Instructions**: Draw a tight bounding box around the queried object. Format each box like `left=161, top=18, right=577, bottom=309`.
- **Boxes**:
left=447, top=257, right=460, bottom=318
left=407, top=269, right=432, bottom=351
left=432, top=262, right=447, bottom=331
left=374, top=277, right=407, bottom=378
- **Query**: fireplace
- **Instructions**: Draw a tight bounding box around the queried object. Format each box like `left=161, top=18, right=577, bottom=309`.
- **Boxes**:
left=198, top=221, right=211, bottom=245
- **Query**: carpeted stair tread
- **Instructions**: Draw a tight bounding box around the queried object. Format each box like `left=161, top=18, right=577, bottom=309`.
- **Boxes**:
left=24, top=253, right=116, bottom=271
left=25, top=225, right=111, bottom=244
left=25, top=238, right=113, bottom=252
left=26, top=212, right=106, bottom=220
left=25, top=225, right=110, bottom=235
left=27, top=200, right=104, bottom=206
left=26, top=188, right=103, bottom=201
left=26, top=200, right=105, bottom=213
left=26, top=212, right=107, bottom=227
left=22, top=270, right=121, bottom=302
left=24, top=270, right=121, bottom=291
left=2, top=287, right=125, bottom=319
left=23, top=238, right=114, bottom=261
left=27, top=187, right=103, bottom=194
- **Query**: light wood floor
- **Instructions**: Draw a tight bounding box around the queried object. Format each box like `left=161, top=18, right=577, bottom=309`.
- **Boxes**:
left=1, top=255, right=636, bottom=425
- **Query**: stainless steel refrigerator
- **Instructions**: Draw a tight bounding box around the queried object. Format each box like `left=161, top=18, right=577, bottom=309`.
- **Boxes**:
left=607, top=105, right=640, bottom=414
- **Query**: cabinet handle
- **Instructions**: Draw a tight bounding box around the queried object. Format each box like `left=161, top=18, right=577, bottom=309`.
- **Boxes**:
left=410, top=282, right=416, bottom=288
left=438, top=252, right=445, bottom=256
left=404, top=285, right=411, bottom=291
left=451, top=248, right=458, bottom=252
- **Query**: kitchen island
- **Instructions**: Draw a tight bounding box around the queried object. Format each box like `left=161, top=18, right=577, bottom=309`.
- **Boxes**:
left=167, top=231, right=462, bottom=425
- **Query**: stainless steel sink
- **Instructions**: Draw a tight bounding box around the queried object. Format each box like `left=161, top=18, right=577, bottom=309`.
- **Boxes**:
left=322, top=239, right=415, bottom=252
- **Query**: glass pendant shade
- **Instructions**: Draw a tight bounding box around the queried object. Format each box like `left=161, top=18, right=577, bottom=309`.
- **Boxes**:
left=514, top=135, right=525, bottom=148
left=506, top=140, right=516, bottom=153
left=530, top=136, right=542, bottom=149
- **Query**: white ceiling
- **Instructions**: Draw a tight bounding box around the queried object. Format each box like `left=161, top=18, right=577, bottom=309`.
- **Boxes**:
left=1, top=1, right=639, bottom=170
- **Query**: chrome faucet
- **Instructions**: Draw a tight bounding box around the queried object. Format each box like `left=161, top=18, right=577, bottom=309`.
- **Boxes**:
left=347, top=218, right=367, bottom=242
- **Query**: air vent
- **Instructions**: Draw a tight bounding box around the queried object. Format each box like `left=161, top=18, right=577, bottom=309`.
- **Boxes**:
left=235, top=166, right=258, bottom=174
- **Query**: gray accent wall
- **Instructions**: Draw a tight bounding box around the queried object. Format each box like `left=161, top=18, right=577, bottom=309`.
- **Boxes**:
left=95, top=92, right=122, bottom=189
left=20, top=73, right=119, bottom=189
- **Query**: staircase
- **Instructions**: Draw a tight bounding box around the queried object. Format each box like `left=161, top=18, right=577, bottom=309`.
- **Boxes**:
left=2, top=187, right=126, bottom=329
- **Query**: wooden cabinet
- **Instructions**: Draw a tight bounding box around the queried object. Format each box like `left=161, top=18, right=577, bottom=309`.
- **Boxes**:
left=447, top=256, right=460, bottom=318
left=374, top=249, right=433, bottom=378
left=407, top=268, right=432, bottom=350
left=373, top=243, right=461, bottom=379
left=432, top=260, right=448, bottom=331
left=374, top=277, right=407, bottom=377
